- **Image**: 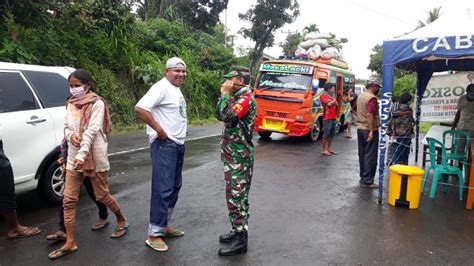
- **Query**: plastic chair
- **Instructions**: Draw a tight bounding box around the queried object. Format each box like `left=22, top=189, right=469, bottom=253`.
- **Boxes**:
left=443, top=129, right=470, bottom=181
left=421, top=138, right=464, bottom=200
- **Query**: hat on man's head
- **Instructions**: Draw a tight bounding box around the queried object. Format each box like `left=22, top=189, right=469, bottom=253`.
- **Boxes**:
left=366, top=76, right=381, bottom=87
left=223, top=66, right=250, bottom=79
left=166, top=57, right=186, bottom=69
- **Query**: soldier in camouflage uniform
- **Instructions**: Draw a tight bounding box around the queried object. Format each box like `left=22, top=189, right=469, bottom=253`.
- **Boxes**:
left=215, top=66, right=256, bottom=256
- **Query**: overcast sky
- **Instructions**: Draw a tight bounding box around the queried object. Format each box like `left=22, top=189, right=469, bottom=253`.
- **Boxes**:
left=219, top=0, right=473, bottom=79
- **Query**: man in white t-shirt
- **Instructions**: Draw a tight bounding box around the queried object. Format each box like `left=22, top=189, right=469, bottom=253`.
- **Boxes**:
left=135, top=57, right=187, bottom=252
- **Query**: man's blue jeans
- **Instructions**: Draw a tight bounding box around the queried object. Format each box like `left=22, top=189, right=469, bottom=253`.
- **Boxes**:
left=149, top=138, right=185, bottom=237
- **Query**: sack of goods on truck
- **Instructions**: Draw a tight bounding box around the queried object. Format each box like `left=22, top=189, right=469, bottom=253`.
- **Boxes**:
left=303, top=32, right=332, bottom=40
left=306, top=45, right=322, bottom=60
left=299, top=38, right=329, bottom=49
left=320, top=47, right=343, bottom=60
left=294, top=31, right=347, bottom=62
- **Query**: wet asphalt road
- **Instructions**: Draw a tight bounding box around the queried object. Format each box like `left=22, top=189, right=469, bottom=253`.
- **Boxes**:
left=2, top=125, right=474, bottom=265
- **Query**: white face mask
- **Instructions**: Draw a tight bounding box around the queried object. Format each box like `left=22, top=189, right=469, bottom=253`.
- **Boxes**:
left=69, top=86, right=86, bottom=97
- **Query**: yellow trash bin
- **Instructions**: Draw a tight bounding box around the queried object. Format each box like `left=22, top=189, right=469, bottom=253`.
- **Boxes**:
left=388, top=165, right=425, bottom=209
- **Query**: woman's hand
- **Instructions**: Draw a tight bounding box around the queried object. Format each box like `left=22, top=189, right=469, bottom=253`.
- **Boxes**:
left=71, top=134, right=82, bottom=147
left=73, top=159, right=84, bottom=170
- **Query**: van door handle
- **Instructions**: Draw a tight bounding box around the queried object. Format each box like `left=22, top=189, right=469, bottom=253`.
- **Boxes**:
left=26, top=116, right=47, bottom=124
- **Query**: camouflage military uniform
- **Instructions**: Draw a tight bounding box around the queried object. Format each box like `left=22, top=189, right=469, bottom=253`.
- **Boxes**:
left=387, top=103, right=415, bottom=165
left=215, top=85, right=256, bottom=233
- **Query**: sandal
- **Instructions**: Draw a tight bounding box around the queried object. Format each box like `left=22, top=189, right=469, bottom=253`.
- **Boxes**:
left=46, top=231, right=66, bottom=241
left=110, top=222, right=129, bottom=238
left=48, top=247, right=78, bottom=260
left=91, top=221, right=109, bottom=231
left=7, top=227, right=41, bottom=239
left=165, top=228, right=184, bottom=237
left=330, top=151, right=338, bottom=155
left=145, top=239, right=168, bottom=252
left=321, top=152, right=332, bottom=156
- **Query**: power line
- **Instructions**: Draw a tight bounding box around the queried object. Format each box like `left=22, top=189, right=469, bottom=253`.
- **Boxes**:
left=349, top=1, right=417, bottom=27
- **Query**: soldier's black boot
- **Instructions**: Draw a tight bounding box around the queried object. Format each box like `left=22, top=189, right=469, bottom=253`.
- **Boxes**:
left=219, top=230, right=236, bottom=243
left=218, top=231, right=247, bottom=256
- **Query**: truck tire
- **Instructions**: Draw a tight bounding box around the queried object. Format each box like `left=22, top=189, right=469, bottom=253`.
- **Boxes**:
left=39, top=160, right=64, bottom=205
left=258, top=131, right=272, bottom=139
left=305, top=120, right=320, bottom=142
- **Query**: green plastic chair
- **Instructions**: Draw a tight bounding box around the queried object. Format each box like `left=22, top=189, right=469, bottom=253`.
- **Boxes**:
left=421, top=138, right=464, bottom=200
left=443, top=129, right=470, bottom=182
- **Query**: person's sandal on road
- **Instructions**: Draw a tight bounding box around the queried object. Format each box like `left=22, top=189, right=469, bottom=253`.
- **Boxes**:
left=46, top=230, right=66, bottom=241
left=48, top=247, right=78, bottom=260
left=164, top=227, right=184, bottom=237
left=360, top=183, right=379, bottom=189
left=110, top=222, right=129, bottom=238
left=91, top=220, right=109, bottom=231
left=7, top=227, right=41, bottom=239
left=145, top=239, right=168, bottom=252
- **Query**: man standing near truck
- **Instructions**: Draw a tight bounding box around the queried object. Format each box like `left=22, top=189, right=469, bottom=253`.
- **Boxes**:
left=215, top=66, right=256, bottom=256
left=320, top=83, right=338, bottom=156
left=356, top=77, right=380, bottom=189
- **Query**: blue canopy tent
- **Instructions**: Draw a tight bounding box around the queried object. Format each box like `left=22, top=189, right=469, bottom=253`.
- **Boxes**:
left=378, top=9, right=474, bottom=203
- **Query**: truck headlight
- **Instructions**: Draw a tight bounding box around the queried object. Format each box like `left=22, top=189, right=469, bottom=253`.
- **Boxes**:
left=295, top=115, right=304, bottom=121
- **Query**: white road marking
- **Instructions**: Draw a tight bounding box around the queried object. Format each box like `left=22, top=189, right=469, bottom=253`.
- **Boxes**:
left=107, top=133, right=221, bottom=157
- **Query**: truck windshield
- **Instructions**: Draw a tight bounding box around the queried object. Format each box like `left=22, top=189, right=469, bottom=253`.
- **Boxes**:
left=256, top=72, right=311, bottom=93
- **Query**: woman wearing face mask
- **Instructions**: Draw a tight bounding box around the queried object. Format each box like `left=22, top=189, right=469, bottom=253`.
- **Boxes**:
left=48, top=69, right=128, bottom=260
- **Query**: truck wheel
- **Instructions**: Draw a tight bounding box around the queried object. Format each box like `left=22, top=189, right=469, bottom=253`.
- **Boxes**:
left=258, top=131, right=272, bottom=139
left=39, top=160, right=64, bottom=205
left=305, top=121, right=320, bottom=142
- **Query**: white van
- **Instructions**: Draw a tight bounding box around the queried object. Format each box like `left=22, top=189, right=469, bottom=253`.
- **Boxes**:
left=0, top=62, right=74, bottom=205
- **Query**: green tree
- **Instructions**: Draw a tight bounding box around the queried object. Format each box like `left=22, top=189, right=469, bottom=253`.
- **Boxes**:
left=367, top=44, right=383, bottom=76
left=239, top=0, right=300, bottom=74
left=135, top=0, right=228, bottom=33
left=416, top=6, right=442, bottom=29
left=174, top=0, right=228, bottom=33
left=280, top=32, right=302, bottom=56
left=393, top=73, right=416, bottom=96
left=303, top=23, right=319, bottom=34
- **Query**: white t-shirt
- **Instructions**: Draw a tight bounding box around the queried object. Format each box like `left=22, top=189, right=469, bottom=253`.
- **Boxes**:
left=136, top=78, right=187, bottom=144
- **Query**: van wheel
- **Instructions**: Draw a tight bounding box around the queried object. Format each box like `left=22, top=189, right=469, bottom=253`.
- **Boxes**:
left=39, top=160, right=64, bottom=205
left=258, top=131, right=272, bottom=139
left=305, top=121, right=320, bottom=142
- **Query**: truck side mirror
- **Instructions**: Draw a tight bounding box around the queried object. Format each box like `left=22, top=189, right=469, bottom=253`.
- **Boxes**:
left=312, top=79, right=319, bottom=94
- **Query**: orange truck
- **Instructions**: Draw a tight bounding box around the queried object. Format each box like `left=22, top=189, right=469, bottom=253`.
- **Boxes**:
left=254, top=56, right=355, bottom=141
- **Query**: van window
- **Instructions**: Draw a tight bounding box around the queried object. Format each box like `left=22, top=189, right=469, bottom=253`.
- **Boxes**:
left=0, top=72, right=39, bottom=113
left=23, top=71, right=70, bottom=108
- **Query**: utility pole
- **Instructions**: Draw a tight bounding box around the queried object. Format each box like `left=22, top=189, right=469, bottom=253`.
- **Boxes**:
left=224, top=7, right=228, bottom=47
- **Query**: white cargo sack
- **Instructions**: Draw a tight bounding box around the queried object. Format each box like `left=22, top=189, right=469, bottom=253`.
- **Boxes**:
left=304, top=32, right=332, bottom=40
left=320, top=47, right=342, bottom=60
left=299, top=39, right=329, bottom=49
left=306, top=45, right=322, bottom=60
left=295, top=47, right=307, bottom=57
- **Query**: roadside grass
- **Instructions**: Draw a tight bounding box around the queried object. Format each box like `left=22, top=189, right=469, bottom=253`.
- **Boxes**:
left=112, top=117, right=219, bottom=135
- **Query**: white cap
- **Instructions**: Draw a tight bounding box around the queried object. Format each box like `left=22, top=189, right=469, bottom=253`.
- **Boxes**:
left=166, top=57, right=186, bottom=69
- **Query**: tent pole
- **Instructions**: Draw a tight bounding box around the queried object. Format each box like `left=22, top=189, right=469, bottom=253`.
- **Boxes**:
left=414, top=76, right=421, bottom=163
